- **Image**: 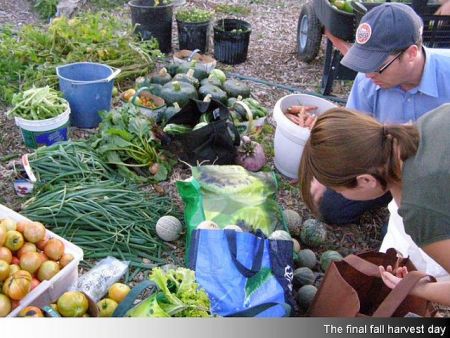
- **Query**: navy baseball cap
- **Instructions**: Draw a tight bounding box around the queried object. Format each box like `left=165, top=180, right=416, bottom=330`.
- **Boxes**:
left=341, top=3, right=423, bottom=73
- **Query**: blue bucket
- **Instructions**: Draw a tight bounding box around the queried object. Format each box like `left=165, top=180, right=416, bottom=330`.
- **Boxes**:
left=56, top=62, right=121, bottom=128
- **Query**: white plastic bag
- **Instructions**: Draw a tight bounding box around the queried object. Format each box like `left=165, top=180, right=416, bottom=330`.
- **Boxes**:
left=380, top=201, right=449, bottom=281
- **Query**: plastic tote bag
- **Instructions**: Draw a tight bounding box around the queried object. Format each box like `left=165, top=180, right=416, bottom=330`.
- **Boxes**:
left=189, top=229, right=294, bottom=317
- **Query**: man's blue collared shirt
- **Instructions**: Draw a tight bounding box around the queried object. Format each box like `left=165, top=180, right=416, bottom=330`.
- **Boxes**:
left=346, top=47, right=450, bottom=123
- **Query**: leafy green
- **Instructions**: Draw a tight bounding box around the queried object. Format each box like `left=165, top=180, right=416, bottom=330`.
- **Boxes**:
left=91, top=104, right=174, bottom=182
left=127, top=267, right=212, bottom=317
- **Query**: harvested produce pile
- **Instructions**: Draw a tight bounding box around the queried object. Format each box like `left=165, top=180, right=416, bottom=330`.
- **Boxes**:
left=0, top=12, right=161, bottom=103
left=21, top=142, right=180, bottom=280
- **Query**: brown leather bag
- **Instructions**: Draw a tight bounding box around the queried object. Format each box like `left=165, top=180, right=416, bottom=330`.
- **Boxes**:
left=308, top=248, right=436, bottom=317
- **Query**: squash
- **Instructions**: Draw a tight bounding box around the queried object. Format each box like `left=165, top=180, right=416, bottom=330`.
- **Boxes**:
left=223, top=79, right=250, bottom=98
left=165, top=63, right=179, bottom=77
left=159, top=102, right=181, bottom=124
left=283, top=209, right=302, bottom=236
left=155, top=216, right=183, bottom=242
left=292, top=238, right=301, bottom=253
left=198, top=84, right=228, bottom=104
left=160, top=81, right=198, bottom=107
left=223, top=224, right=243, bottom=232
left=297, top=285, right=317, bottom=312
left=320, top=250, right=343, bottom=272
left=268, top=230, right=291, bottom=241
left=173, top=69, right=199, bottom=88
left=176, top=61, right=208, bottom=80
left=201, top=77, right=223, bottom=88
left=293, top=267, right=315, bottom=286
left=300, top=219, right=327, bottom=248
left=295, top=249, right=317, bottom=269
left=208, top=69, right=227, bottom=84
left=150, top=68, right=172, bottom=85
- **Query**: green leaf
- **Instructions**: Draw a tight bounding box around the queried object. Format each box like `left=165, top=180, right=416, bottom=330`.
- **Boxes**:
left=245, top=267, right=272, bottom=300
left=107, top=128, right=134, bottom=142
left=128, top=116, right=151, bottom=137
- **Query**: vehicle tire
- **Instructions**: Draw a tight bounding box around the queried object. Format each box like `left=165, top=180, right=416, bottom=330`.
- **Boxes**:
left=296, top=3, right=322, bottom=63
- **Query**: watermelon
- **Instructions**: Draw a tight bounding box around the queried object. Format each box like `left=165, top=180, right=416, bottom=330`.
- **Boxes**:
left=300, top=219, right=327, bottom=247
left=295, top=249, right=317, bottom=269
left=269, top=230, right=292, bottom=241
left=293, top=267, right=315, bottom=287
left=320, top=250, right=343, bottom=272
left=297, top=285, right=317, bottom=312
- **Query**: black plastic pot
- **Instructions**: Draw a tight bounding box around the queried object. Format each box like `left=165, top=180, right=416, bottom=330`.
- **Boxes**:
left=213, top=19, right=251, bottom=65
left=177, top=20, right=210, bottom=53
left=129, top=0, right=173, bottom=53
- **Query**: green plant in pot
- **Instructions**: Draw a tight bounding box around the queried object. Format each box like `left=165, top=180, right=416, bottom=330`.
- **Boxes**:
left=176, top=7, right=214, bottom=53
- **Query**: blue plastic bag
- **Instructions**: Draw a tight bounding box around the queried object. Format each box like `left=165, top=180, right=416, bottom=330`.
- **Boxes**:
left=190, top=229, right=294, bottom=317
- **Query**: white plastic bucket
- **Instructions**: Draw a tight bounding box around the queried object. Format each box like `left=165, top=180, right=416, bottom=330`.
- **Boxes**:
left=15, top=106, right=71, bottom=149
left=273, top=94, right=337, bottom=179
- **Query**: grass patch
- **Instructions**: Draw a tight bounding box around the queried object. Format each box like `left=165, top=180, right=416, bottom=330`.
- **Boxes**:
left=90, top=0, right=128, bottom=9
left=214, top=4, right=251, bottom=16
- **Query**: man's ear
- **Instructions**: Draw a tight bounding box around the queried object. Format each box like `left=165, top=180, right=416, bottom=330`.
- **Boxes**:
left=356, top=174, right=378, bottom=188
left=405, top=45, right=419, bottom=60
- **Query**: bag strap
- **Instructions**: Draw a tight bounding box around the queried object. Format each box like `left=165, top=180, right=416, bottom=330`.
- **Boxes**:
left=112, top=280, right=157, bottom=317
left=373, top=271, right=436, bottom=317
left=343, top=254, right=380, bottom=276
left=226, top=302, right=291, bottom=317
left=225, top=230, right=265, bottom=278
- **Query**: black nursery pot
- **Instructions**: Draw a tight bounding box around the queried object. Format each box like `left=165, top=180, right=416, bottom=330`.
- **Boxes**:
left=129, top=0, right=173, bottom=53
left=213, top=19, right=251, bottom=65
left=177, top=20, right=211, bottom=53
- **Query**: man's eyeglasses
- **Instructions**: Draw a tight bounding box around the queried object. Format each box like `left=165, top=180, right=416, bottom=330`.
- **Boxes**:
left=377, top=51, right=404, bottom=74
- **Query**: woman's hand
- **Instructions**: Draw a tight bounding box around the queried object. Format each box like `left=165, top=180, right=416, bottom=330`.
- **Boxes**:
left=379, top=265, right=409, bottom=289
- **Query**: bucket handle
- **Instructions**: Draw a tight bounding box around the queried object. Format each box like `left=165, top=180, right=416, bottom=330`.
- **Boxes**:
left=187, top=49, right=200, bottom=62
left=56, top=65, right=121, bottom=85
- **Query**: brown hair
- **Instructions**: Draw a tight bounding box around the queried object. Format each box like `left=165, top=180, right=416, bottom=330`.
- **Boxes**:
left=299, top=108, right=420, bottom=213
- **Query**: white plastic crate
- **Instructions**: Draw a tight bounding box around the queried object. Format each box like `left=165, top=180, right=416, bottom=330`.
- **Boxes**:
left=0, top=204, right=83, bottom=317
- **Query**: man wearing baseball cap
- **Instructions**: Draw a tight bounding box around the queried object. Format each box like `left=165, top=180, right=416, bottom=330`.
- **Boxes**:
left=310, top=3, right=450, bottom=225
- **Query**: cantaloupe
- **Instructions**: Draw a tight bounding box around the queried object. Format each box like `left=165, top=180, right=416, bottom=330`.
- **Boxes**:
left=269, top=230, right=291, bottom=241
left=155, top=216, right=183, bottom=242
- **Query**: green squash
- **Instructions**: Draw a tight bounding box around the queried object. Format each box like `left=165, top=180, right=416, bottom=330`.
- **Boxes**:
left=320, top=250, right=343, bottom=272
left=300, top=219, right=327, bottom=248
left=165, top=63, right=179, bottom=77
left=150, top=68, right=172, bottom=85
left=295, top=249, right=317, bottom=269
left=283, top=209, right=302, bottom=236
left=173, top=69, right=200, bottom=88
left=293, top=267, right=315, bottom=287
left=159, top=102, right=181, bottom=125
left=201, top=77, right=223, bottom=88
left=140, top=84, right=163, bottom=97
left=223, top=79, right=250, bottom=98
left=198, top=84, right=228, bottom=104
left=176, top=61, right=208, bottom=80
left=160, top=81, right=198, bottom=107
left=297, top=285, right=317, bottom=312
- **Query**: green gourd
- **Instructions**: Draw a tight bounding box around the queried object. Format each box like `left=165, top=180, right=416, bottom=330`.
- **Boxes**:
left=223, top=79, right=250, bottom=98
left=160, top=81, right=198, bottom=107
left=320, top=250, right=343, bottom=272
left=198, top=84, right=228, bottom=104
left=201, top=77, right=223, bottom=88
left=295, top=249, right=317, bottom=269
left=296, top=285, right=317, bottom=312
left=293, top=267, right=315, bottom=286
left=300, top=219, right=327, bottom=248
left=150, top=68, right=172, bottom=85
left=173, top=69, right=200, bottom=88
left=165, top=63, right=179, bottom=77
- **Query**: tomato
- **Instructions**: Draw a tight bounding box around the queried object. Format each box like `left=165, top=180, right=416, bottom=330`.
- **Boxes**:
left=0, top=260, right=10, bottom=282
left=36, top=235, right=49, bottom=251
left=0, top=225, right=6, bottom=246
left=108, top=283, right=131, bottom=304
left=19, top=306, right=44, bottom=317
left=0, top=247, right=12, bottom=264
left=4, top=231, right=24, bottom=252
left=30, top=277, right=40, bottom=291
left=16, top=242, right=37, bottom=258
left=8, top=264, right=20, bottom=276
left=23, top=222, right=46, bottom=243
left=3, top=270, right=32, bottom=300
left=97, top=298, right=118, bottom=317
left=59, top=253, right=74, bottom=269
left=44, top=238, right=64, bottom=261
left=57, top=291, right=89, bottom=317
left=37, top=260, right=60, bottom=281
left=0, top=218, right=16, bottom=231
left=0, top=294, right=11, bottom=317
left=20, top=252, right=42, bottom=274
left=15, top=220, right=29, bottom=233
left=11, top=256, right=20, bottom=265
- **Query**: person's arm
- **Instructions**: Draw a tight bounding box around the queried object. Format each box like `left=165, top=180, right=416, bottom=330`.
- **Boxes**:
left=422, top=239, right=450, bottom=274
left=379, top=266, right=450, bottom=306
left=324, top=29, right=352, bottom=55
left=435, top=1, right=450, bottom=15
